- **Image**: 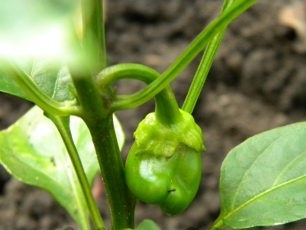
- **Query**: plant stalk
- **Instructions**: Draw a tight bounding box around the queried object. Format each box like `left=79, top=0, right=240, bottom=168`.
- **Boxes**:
left=72, top=74, right=135, bottom=230
left=80, top=0, right=107, bottom=74
left=48, top=114, right=105, bottom=230
left=182, top=0, right=236, bottom=113
left=182, top=30, right=226, bottom=112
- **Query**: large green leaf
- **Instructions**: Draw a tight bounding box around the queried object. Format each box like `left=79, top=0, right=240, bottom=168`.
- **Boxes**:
left=217, top=122, right=306, bottom=229
left=0, top=74, right=27, bottom=99
left=0, top=64, right=75, bottom=103
left=30, top=63, right=76, bottom=102
left=0, top=106, right=124, bottom=229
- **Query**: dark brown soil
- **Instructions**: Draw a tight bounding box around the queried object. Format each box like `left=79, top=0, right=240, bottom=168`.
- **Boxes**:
left=1, top=0, right=306, bottom=229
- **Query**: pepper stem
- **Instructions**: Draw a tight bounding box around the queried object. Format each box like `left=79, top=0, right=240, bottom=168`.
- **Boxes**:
left=96, top=63, right=181, bottom=125
left=154, top=86, right=181, bottom=125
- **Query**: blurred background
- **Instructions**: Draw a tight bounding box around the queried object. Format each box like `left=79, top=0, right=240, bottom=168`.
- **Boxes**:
left=1, top=0, right=306, bottom=229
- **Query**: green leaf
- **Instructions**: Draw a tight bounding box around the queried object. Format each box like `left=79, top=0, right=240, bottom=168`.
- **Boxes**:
left=217, top=122, right=306, bottom=229
left=135, top=220, right=162, bottom=230
left=29, top=63, right=76, bottom=102
left=0, top=106, right=124, bottom=229
left=124, top=219, right=162, bottom=230
left=0, top=61, right=79, bottom=119
left=0, top=74, right=27, bottom=99
left=0, top=63, right=75, bottom=103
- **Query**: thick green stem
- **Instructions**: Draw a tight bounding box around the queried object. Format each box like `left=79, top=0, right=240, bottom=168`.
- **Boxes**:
left=80, top=0, right=107, bottom=73
left=72, top=75, right=135, bottom=230
left=48, top=114, right=105, bottom=230
left=72, top=1, right=136, bottom=228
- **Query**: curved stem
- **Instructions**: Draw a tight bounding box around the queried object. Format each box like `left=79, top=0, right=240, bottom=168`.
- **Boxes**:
left=96, top=63, right=181, bottom=125
left=110, top=0, right=256, bottom=110
left=47, top=114, right=105, bottom=230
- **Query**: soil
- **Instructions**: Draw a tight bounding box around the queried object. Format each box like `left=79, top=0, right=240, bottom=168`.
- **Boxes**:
left=1, top=0, right=306, bottom=229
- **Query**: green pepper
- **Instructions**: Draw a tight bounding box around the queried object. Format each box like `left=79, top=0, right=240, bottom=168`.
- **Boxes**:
left=96, top=63, right=205, bottom=214
left=125, top=109, right=204, bottom=215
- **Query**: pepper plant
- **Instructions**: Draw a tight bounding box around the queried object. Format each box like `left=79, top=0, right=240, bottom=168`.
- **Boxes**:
left=1, top=0, right=306, bottom=230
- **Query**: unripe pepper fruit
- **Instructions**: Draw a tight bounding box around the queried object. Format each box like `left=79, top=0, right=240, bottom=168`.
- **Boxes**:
left=125, top=109, right=205, bottom=215
left=96, top=63, right=205, bottom=215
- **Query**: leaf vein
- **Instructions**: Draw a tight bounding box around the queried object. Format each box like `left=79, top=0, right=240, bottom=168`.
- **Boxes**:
left=230, top=135, right=281, bottom=209
left=224, top=172, right=306, bottom=223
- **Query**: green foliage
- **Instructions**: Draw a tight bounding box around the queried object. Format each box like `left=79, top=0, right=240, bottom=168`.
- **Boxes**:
left=133, top=220, right=162, bottom=230
left=216, top=122, right=306, bottom=229
left=0, top=73, right=27, bottom=99
left=0, top=106, right=124, bottom=229
left=28, top=64, right=75, bottom=102
left=4, top=0, right=298, bottom=229
left=124, top=219, right=162, bottom=230
left=0, top=63, right=75, bottom=102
